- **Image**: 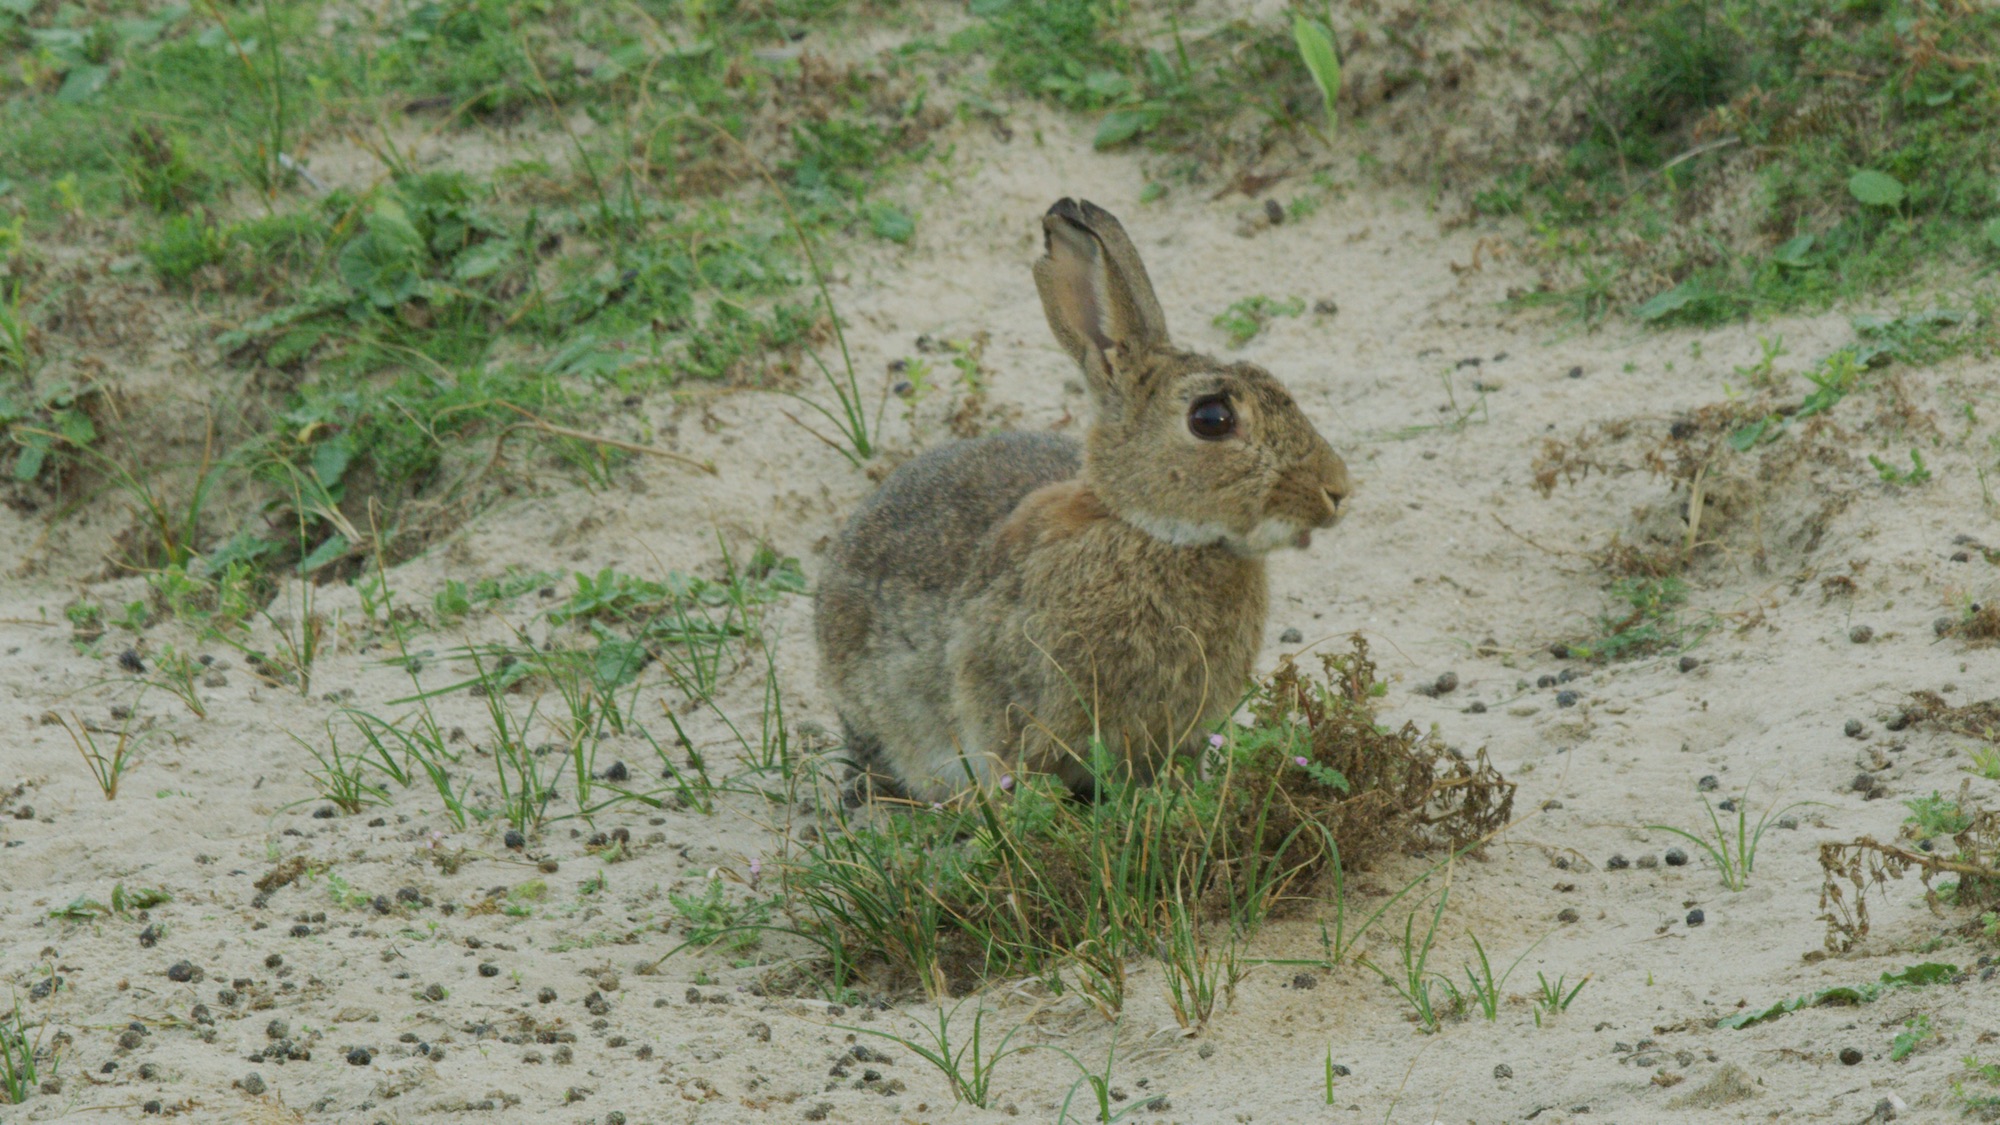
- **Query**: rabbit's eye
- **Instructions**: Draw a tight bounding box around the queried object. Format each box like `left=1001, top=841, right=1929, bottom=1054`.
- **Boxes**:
left=1187, top=397, right=1235, bottom=440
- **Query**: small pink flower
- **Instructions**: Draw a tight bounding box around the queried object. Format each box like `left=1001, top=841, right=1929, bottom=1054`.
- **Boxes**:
left=999, top=774, right=1014, bottom=791
left=931, top=802, right=944, bottom=811
left=1294, top=756, right=1310, bottom=768
left=1208, top=734, right=1226, bottom=749
left=748, top=858, right=762, bottom=879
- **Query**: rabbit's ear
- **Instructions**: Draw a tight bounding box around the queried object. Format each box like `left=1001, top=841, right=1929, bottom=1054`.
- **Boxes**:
left=1033, top=199, right=1170, bottom=404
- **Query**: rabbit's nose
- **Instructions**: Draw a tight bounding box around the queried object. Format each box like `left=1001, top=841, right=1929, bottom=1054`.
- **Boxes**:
left=1319, top=461, right=1351, bottom=524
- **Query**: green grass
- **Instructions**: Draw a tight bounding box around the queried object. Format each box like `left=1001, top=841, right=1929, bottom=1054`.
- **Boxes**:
left=1504, top=0, right=2000, bottom=327
left=0, top=0, right=930, bottom=601
left=1650, top=792, right=1814, bottom=892
left=1569, top=576, right=1702, bottom=661
left=774, top=639, right=1511, bottom=1002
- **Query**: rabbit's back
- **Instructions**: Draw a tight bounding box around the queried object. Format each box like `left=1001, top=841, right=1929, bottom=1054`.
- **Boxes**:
left=816, top=431, right=1081, bottom=786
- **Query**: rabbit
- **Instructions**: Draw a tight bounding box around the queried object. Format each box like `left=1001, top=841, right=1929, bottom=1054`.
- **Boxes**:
left=815, top=198, right=1350, bottom=802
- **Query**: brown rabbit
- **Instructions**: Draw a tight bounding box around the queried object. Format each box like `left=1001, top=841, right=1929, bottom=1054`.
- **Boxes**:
left=816, top=199, right=1349, bottom=801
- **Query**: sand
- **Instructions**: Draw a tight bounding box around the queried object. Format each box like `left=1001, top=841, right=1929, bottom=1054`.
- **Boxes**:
left=4, top=96, right=1999, bottom=1125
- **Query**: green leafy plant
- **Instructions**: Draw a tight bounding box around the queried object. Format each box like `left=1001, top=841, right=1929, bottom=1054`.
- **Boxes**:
left=1460, top=931, right=1548, bottom=1021
left=1890, top=1013, right=1936, bottom=1062
left=668, top=876, right=774, bottom=954
left=1292, top=15, right=1341, bottom=137
left=1906, top=791, right=1974, bottom=838
left=1869, top=449, right=1933, bottom=486
left=1212, top=295, right=1305, bottom=347
left=1360, top=886, right=1460, bottom=1033
left=843, top=1001, right=1030, bottom=1109
left=1719, top=962, right=1954, bottom=1030
left=1649, top=792, right=1813, bottom=892
left=1570, top=576, right=1702, bottom=661
left=59, top=710, right=146, bottom=800
left=0, top=993, right=47, bottom=1106
left=1532, top=971, right=1590, bottom=1026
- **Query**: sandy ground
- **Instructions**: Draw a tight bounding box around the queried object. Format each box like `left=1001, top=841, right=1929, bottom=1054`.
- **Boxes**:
left=6, top=99, right=2000, bottom=1125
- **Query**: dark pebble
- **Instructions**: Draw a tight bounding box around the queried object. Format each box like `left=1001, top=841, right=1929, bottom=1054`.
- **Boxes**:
left=346, top=1047, right=372, bottom=1066
left=423, top=983, right=447, bottom=1002
left=1557, top=908, right=1580, bottom=923
left=312, top=806, right=337, bottom=819
left=1434, top=672, right=1459, bottom=695
left=538, top=988, right=557, bottom=1004
left=1886, top=711, right=1912, bottom=732
left=289, top=925, right=311, bottom=938
left=138, top=924, right=158, bottom=947
left=118, top=1029, right=145, bottom=1050
left=1636, top=854, right=1659, bottom=869
left=1606, top=854, right=1629, bottom=870
left=1685, top=909, right=1705, bottom=926
left=1549, top=644, right=1570, bottom=659
left=1778, top=816, right=1799, bottom=829
left=1555, top=691, right=1579, bottom=708
left=1467, top=701, right=1487, bottom=713
left=144, top=1100, right=161, bottom=1114
left=1717, top=798, right=1736, bottom=812
left=1697, top=775, right=1719, bottom=792
left=1844, top=718, right=1866, bottom=738
left=368, top=817, right=386, bottom=827
left=749, top=1021, right=772, bottom=1042
left=267, top=1019, right=288, bottom=1039
left=119, top=650, right=146, bottom=673
left=1279, top=627, right=1303, bottom=644
left=396, top=886, right=421, bottom=903
left=1852, top=773, right=1875, bottom=792
left=166, top=961, right=199, bottom=983
left=1840, top=1047, right=1862, bottom=1065
left=1329, top=1063, right=1350, bottom=1076
left=1494, top=1063, right=1513, bottom=1079
left=504, top=830, right=525, bottom=850
left=1291, top=973, right=1318, bottom=990
left=239, top=1073, right=266, bottom=1095
left=1567, top=366, right=1584, bottom=379
left=372, top=895, right=392, bottom=915
left=1536, top=674, right=1557, bottom=688
left=1849, top=625, right=1873, bottom=644
left=479, top=963, right=499, bottom=977
left=1936, top=616, right=1955, bottom=636
left=1678, top=655, right=1700, bottom=672
left=1665, top=848, right=1688, bottom=867
left=1557, top=668, right=1579, bottom=684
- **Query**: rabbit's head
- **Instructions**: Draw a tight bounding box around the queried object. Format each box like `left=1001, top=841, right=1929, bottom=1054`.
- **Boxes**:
left=1033, top=198, right=1350, bottom=554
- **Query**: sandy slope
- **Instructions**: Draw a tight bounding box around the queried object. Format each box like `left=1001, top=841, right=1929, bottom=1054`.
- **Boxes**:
left=4, top=103, right=2000, bottom=1125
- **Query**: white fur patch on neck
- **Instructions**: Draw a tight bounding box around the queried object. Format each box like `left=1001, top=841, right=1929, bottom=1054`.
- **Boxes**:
left=1123, top=511, right=1306, bottom=554
left=1123, top=510, right=1235, bottom=548
left=1245, top=516, right=1308, bottom=553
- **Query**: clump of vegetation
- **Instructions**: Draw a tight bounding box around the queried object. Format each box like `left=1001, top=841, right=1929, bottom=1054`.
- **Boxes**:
left=1535, top=344, right=1873, bottom=578
left=1213, top=295, right=1306, bottom=347
left=1820, top=780, right=2000, bottom=951
left=784, top=637, right=1514, bottom=1000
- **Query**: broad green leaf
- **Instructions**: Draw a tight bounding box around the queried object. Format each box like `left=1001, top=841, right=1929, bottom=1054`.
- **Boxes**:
left=57, top=64, right=112, bottom=103
left=311, top=434, right=354, bottom=489
left=1847, top=170, right=1905, bottom=208
left=866, top=202, right=915, bottom=244
left=300, top=534, right=349, bottom=573
left=1633, top=280, right=1703, bottom=322
left=1772, top=234, right=1814, bottom=268
left=1293, top=16, right=1342, bottom=130
left=1093, top=108, right=1153, bottom=149
left=338, top=199, right=428, bottom=307
left=451, top=239, right=515, bottom=282
left=1983, top=217, right=2000, bottom=250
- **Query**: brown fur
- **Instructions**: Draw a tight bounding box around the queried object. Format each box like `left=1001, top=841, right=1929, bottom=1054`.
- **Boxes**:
left=816, top=200, right=1349, bottom=800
